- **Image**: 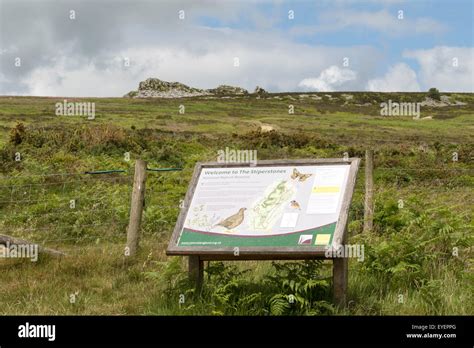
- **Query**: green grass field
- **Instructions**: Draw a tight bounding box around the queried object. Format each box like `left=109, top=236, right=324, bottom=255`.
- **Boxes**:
left=0, top=92, right=472, bottom=315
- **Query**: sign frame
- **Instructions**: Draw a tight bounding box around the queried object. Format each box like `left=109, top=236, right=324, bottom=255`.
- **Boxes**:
left=167, top=158, right=360, bottom=260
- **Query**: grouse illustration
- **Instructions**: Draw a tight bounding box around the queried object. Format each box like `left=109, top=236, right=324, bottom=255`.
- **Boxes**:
left=291, top=168, right=312, bottom=182
left=290, top=200, right=301, bottom=210
left=215, top=208, right=246, bottom=230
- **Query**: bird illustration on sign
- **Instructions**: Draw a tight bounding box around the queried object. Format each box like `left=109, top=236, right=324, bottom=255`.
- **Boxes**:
left=214, top=207, right=246, bottom=232
left=290, top=200, right=301, bottom=210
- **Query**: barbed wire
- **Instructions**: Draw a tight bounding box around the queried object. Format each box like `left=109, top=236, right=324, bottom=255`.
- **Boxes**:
left=40, top=233, right=124, bottom=244
left=0, top=207, right=124, bottom=219
left=0, top=171, right=132, bottom=180
left=0, top=167, right=183, bottom=181
left=0, top=175, right=133, bottom=189
left=0, top=164, right=471, bottom=250
left=0, top=202, right=178, bottom=219
left=1, top=222, right=123, bottom=233
left=0, top=176, right=131, bottom=190
left=0, top=194, right=131, bottom=204
left=373, top=187, right=473, bottom=193
left=1, top=160, right=472, bottom=175
left=364, top=167, right=473, bottom=172
left=1, top=225, right=166, bottom=246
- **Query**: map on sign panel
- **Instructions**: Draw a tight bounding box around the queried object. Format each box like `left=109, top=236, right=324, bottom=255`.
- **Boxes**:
left=177, top=164, right=350, bottom=248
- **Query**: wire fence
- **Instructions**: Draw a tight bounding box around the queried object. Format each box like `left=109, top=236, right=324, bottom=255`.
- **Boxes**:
left=0, top=167, right=185, bottom=248
left=0, top=163, right=471, bottom=249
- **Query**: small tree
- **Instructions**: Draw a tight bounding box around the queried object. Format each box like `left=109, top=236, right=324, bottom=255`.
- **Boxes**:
left=428, top=87, right=441, bottom=101
left=9, top=122, right=26, bottom=145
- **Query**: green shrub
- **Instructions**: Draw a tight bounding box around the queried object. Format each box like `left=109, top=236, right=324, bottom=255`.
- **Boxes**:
left=9, top=122, right=26, bottom=145
left=265, top=261, right=334, bottom=315
left=358, top=203, right=471, bottom=289
left=428, top=88, right=441, bottom=101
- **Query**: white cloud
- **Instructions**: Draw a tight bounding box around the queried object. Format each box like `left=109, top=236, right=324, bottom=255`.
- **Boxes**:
left=14, top=28, right=380, bottom=97
left=366, top=63, right=420, bottom=92
left=404, top=46, right=474, bottom=92
left=298, top=66, right=357, bottom=92
left=2, top=1, right=469, bottom=96
left=23, top=60, right=136, bottom=98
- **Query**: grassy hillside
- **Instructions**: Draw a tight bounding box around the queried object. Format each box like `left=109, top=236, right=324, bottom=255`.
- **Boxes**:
left=0, top=92, right=472, bottom=315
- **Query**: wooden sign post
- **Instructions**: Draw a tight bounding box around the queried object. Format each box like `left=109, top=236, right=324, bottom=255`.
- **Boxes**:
left=167, top=158, right=360, bottom=306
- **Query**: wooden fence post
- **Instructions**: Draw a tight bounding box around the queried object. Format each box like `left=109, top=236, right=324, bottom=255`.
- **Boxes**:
left=364, top=150, right=374, bottom=233
left=126, top=159, right=147, bottom=257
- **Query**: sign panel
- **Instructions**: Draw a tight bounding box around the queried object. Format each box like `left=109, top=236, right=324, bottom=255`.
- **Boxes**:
left=167, top=159, right=360, bottom=257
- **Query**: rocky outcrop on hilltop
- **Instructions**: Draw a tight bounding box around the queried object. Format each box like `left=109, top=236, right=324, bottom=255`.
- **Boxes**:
left=124, top=78, right=249, bottom=98
left=124, top=78, right=211, bottom=98
left=206, top=85, right=248, bottom=95
left=419, top=95, right=467, bottom=107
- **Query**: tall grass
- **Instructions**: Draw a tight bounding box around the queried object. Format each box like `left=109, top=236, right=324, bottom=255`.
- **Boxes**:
left=0, top=94, right=472, bottom=315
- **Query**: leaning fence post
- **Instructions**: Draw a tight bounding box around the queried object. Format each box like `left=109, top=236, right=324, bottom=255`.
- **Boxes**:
left=126, top=159, right=147, bottom=256
left=363, top=150, right=374, bottom=233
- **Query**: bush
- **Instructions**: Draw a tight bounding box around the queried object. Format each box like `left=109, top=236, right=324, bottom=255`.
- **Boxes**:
left=358, top=202, right=471, bottom=290
left=428, top=88, right=441, bottom=101
left=9, top=122, right=26, bottom=144
left=153, top=260, right=334, bottom=315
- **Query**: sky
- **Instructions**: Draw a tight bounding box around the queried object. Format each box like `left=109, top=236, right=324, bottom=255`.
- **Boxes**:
left=0, top=0, right=473, bottom=97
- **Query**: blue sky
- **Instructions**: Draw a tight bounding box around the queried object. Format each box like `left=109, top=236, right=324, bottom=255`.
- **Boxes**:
left=0, top=0, right=473, bottom=96
left=196, top=1, right=472, bottom=46
left=197, top=0, right=473, bottom=83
